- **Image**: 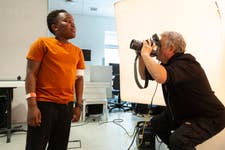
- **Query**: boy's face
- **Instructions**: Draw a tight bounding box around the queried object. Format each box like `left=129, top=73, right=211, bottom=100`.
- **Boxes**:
left=53, top=12, right=76, bottom=40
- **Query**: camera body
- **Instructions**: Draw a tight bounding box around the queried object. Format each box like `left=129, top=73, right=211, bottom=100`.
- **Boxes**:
left=130, top=34, right=161, bottom=57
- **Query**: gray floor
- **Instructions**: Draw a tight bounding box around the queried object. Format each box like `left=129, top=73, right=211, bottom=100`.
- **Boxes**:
left=0, top=111, right=168, bottom=150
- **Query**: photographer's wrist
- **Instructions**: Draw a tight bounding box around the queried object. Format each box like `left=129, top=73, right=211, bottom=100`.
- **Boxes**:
left=141, top=52, right=151, bottom=58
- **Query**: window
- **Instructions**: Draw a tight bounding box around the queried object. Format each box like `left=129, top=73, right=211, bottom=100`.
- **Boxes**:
left=104, top=31, right=119, bottom=65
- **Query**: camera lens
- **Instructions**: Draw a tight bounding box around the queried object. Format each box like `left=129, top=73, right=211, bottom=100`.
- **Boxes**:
left=130, top=39, right=143, bottom=51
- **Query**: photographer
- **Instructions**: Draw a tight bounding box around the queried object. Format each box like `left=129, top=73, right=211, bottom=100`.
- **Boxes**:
left=138, top=31, right=225, bottom=149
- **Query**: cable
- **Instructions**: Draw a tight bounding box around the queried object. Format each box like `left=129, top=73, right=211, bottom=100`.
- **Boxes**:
left=92, top=118, right=142, bottom=150
left=127, top=127, right=139, bottom=150
left=136, top=121, right=147, bottom=148
left=128, top=83, right=158, bottom=150
left=100, top=119, right=137, bottom=137
left=156, top=135, right=163, bottom=150
left=135, top=82, right=158, bottom=148
left=128, top=81, right=158, bottom=150
left=113, top=119, right=137, bottom=137
left=149, top=82, right=158, bottom=109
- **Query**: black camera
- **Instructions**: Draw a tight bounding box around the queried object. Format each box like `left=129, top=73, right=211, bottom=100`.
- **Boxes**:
left=130, top=34, right=161, bottom=57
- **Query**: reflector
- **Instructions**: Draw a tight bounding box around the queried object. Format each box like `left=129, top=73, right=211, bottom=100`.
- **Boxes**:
left=114, top=0, right=225, bottom=105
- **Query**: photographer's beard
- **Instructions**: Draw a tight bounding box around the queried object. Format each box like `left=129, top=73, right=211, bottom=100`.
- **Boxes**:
left=156, top=50, right=169, bottom=64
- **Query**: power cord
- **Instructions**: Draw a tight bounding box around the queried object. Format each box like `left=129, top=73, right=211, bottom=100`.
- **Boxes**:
left=155, top=135, right=163, bottom=150
left=149, top=82, right=158, bottom=110
left=127, top=81, right=159, bottom=150
left=112, top=119, right=137, bottom=137
left=127, top=127, right=139, bottom=150
left=99, top=118, right=137, bottom=137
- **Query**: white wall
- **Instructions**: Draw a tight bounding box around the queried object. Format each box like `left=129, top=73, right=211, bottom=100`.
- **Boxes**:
left=0, top=0, right=48, bottom=123
left=71, top=15, right=116, bottom=65
left=0, top=0, right=48, bottom=80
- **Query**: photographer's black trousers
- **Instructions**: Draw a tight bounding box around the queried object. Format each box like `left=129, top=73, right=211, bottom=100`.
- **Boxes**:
left=150, top=111, right=225, bottom=150
left=26, top=101, right=74, bottom=150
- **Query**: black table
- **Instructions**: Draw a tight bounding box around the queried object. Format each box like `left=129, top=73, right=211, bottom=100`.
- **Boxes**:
left=0, top=81, right=26, bottom=143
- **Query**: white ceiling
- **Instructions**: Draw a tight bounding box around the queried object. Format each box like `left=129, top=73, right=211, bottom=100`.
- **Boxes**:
left=48, top=0, right=119, bottom=18
left=49, top=0, right=225, bottom=19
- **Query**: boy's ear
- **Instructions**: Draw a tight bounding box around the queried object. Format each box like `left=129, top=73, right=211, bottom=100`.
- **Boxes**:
left=51, top=24, right=58, bottom=33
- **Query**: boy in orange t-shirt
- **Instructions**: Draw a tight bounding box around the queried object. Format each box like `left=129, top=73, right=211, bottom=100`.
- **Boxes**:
left=25, top=9, right=85, bottom=150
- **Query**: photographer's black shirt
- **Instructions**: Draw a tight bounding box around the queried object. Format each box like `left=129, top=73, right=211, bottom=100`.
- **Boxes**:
left=147, top=53, right=225, bottom=121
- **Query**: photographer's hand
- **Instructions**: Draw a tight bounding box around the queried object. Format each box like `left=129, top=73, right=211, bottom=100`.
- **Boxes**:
left=141, top=40, right=153, bottom=57
left=141, top=40, right=167, bottom=84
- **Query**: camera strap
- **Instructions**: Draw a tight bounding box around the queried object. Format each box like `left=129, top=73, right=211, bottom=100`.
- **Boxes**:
left=134, top=54, right=149, bottom=89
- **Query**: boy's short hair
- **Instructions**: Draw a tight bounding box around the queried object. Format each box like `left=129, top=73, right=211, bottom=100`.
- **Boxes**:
left=47, top=9, right=68, bottom=35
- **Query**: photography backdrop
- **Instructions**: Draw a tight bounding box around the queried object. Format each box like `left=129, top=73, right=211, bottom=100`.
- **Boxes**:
left=115, top=0, right=225, bottom=105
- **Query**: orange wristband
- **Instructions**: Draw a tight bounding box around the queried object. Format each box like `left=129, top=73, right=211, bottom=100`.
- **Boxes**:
left=26, top=92, right=37, bottom=99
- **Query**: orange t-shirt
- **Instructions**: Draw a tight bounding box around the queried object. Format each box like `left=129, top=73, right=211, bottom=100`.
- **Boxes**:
left=26, top=37, right=85, bottom=104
